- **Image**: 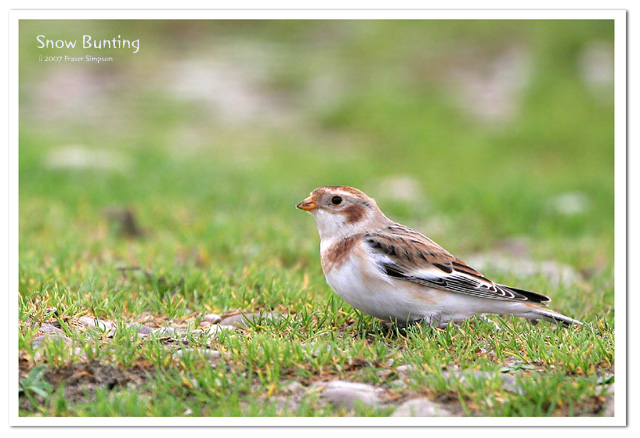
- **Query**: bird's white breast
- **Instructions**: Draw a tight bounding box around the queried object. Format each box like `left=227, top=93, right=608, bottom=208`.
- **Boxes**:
left=321, top=238, right=436, bottom=321
left=320, top=237, right=521, bottom=323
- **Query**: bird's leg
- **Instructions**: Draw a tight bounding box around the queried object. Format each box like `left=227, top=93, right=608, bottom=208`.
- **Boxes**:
left=361, top=320, right=420, bottom=338
left=395, top=319, right=423, bottom=330
left=387, top=318, right=439, bottom=336
left=356, top=320, right=391, bottom=338
left=419, top=314, right=447, bottom=329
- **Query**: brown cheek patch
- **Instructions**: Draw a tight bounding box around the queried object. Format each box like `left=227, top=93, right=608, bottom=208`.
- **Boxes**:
left=322, top=236, right=359, bottom=273
left=342, top=204, right=366, bottom=224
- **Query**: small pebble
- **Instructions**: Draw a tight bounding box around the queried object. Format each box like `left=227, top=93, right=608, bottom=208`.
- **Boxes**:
left=395, top=365, right=415, bottom=374
left=392, top=398, right=453, bottom=417
left=79, top=316, right=112, bottom=329
left=191, top=325, right=232, bottom=339
left=173, top=348, right=221, bottom=360
left=596, top=377, right=615, bottom=396
left=127, top=323, right=153, bottom=335
left=389, top=379, right=408, bottom=390
left=602, top=383, right=615, bottom=416
left=38, top=323, right=65, bottom=335
left=219, top=312, right=283, bottom=328
left=153, top=327, right=177, bottom=336
left=79, top=316, right=115, bottom=336
left=312, top=380, right=381, bottom=410
left=444, top=370, right=522, bottom=394
left=202, top=313, right=222, bottom=324
left=32, top=334, right=72, bottom=349
left=282, top=381, right=304, bottom=394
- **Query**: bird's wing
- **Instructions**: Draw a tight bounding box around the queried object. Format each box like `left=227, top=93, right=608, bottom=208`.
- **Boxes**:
left=363, top=224, right=550, bottom=303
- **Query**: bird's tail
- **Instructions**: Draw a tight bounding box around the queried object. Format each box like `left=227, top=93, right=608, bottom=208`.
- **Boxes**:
left=528, top=306, right=583, bottom=327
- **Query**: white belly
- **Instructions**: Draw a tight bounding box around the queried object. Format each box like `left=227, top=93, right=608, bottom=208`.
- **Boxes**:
left=319, top=237, right=533, bottom=324
left=322, top=249, right=435, bottom=322
left=321, top=245, right=527, bottom=324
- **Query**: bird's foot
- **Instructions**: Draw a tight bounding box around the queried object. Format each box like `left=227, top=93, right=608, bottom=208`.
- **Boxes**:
left=395, top=319, right=424, bottom=330
left=355, top=321, right=391, bottom=338
left=385, top=319, right=438, bottom=335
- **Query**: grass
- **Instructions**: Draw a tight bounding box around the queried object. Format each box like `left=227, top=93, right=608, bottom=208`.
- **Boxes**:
left=18, top=19, right=615, bottom=418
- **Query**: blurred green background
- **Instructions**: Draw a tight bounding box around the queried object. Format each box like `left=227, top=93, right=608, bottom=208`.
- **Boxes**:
left=19, top=20, right=614, bottom=319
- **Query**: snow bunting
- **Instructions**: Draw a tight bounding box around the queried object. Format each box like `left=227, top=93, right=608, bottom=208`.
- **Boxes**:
left=297, top=186, right=582, bottom=327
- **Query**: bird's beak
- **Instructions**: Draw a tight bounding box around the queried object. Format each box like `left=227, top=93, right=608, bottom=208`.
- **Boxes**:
left=296, top=197, right=317, bottom=211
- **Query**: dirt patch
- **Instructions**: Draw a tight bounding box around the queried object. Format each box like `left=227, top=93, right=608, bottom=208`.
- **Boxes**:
left=19, top=358, right=155, bottom=413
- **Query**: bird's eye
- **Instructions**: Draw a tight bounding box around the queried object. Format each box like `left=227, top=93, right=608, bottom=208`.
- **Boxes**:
left=331, top=196, right=343, bottom=205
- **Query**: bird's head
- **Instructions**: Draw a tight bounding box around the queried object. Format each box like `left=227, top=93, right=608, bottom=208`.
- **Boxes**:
left=297, top=186, right=387, bottom=239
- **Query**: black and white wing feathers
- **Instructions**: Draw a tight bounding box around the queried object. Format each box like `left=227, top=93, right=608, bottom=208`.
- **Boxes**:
left=363, top=224, right=550, bottom=304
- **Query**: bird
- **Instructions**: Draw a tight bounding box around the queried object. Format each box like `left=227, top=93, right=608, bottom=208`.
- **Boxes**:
left=296, top=185, right=582, bottom=328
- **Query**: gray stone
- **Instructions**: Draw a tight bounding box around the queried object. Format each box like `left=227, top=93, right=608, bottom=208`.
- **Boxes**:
left=78, top=316, right=115, bottom=336
left=596, top=380, right=615, bottom=396
left=269, top=395, right=299, bottom=413
left=191, top=325, right=234, bottom=340
left=313, top=380, right=381, bottom=410
left=603, top=383, right=615, bottom=416
left=202, top=313, right=222, bottom=324
left=78, top=316, right=104, bottom=328
left=153, top=327, right=177, bottom=337
left=127, top=323, right=153, bottom=335
left=219, top=312, right=282, bottom=328
left=38, top=323, right=65, bottom=335
left=32, top=334, right=72, bottom=349
left=392, top=398, right=453, bottom=417
left=497, top=374, right=521, bottom=393
left=282, top=381, right=304, bottom=394
left=395, top=364, right=415, bottom=374
left=389, top=379, right=408, bottom=390
left=173, top=348, right=221, bottom=360
left=445, top=370, right=522, bottom=394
